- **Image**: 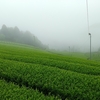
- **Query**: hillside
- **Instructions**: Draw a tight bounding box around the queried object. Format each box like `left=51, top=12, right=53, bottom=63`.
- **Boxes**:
left=0, top=25, right=47, bottom=49
left=0, top=42, right=100, bottom=100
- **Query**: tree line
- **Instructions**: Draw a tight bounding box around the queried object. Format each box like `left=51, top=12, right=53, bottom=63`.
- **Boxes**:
left=0, top=25, right=47, bottom=49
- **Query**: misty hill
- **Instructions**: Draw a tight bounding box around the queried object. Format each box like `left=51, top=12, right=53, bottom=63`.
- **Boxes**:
left=0, top=25, right=47, bottom=49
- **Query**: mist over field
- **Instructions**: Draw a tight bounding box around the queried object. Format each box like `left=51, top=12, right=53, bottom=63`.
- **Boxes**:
left=0, top=0, right=100, bottom=52
left=1, top=1, right=100, bottom=99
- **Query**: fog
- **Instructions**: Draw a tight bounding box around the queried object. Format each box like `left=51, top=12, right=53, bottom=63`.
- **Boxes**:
left=0, top=0, right=100, bottom=52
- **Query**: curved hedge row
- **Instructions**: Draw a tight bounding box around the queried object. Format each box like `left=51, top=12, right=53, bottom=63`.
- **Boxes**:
left=0, top=42, right=100, bottom=67
left=0, top=79, right=59, bottom=100
left=0, top=53, right=100, bottom=75
left=0, top=58, right=100, bottom=100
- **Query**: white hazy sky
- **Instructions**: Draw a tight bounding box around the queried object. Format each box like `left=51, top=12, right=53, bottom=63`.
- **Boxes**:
left=0, top=0, right=100, bottom=51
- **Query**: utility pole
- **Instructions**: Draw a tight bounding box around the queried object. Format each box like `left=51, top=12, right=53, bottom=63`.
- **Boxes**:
left=69, top=46, right=70, bottom=53
left=89, top=33, right=91, bottom=59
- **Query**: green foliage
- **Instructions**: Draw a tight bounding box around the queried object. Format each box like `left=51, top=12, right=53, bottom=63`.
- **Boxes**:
left=0, top=42, right=100, bottom=100
left=0, top=80, right=59, bottom=100
left=0, top=58, right=100, bottom=99
left=0, top=25, right=47, bottom=49
left=0, top=44, right=100, bottom=75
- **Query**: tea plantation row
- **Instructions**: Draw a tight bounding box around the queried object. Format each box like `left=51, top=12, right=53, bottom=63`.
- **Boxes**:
left=0, top=42, right=100, bottom=100
left=0, top=58, right=100, bottom=100
left=0, top=79, right=60, bottom=100
left=0, top=53, right=100, bottom=75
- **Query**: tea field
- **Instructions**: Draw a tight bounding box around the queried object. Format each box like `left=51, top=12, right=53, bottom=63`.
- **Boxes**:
left=0, top=41, right=100, bottom=100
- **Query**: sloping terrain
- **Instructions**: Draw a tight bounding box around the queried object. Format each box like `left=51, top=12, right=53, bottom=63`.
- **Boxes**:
left=0, top=42, right=100, bottom=100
